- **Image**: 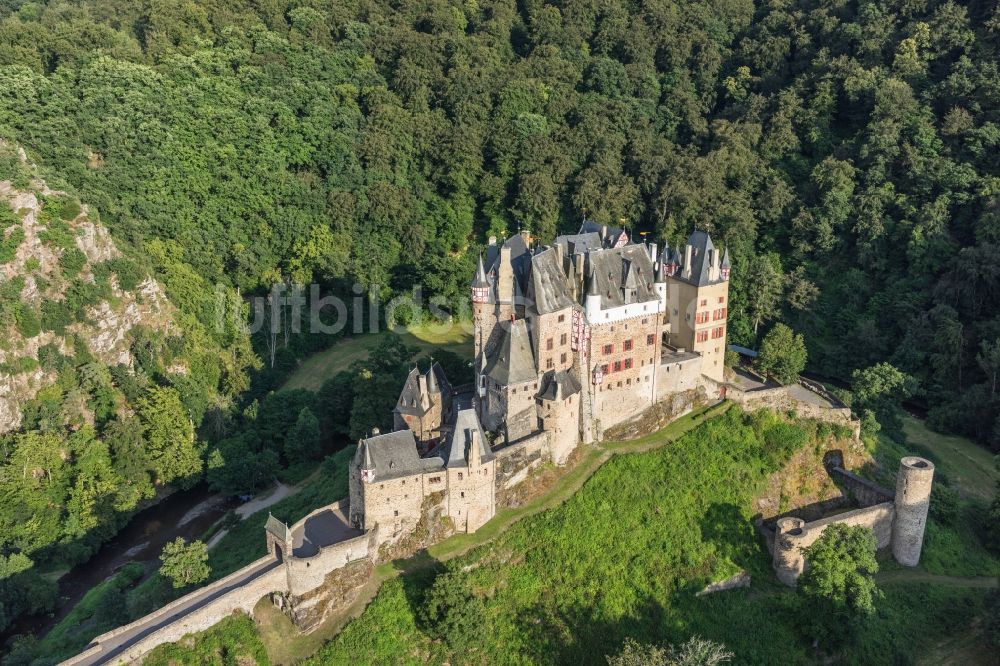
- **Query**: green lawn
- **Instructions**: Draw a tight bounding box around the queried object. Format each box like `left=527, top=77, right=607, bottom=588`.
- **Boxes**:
left=900, top=416, right=998, bottom=501
left=281, top=321, right=473, bottom=392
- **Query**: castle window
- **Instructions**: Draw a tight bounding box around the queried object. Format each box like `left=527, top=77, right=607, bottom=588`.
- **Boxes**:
left=624, top=358, right=633, bottom=370
left=461, top=492, right=465, bottom=498
left=603, top=344, right=613, bottom=355
left=696, top=331, right=709, bottom=343
left=560, top=353, right=567, bottom=364
left=642, top=318, right=648, bottom=324
left=458, top=472, right=463, bottom=480
left=558, top=314, right=565, bottom=322
left=560, top=333, right=567, bottom=345
left=394, top=510, right=399, bottom=517
left=602, top=364, right=609, bottom=375
left=646, top=334, right=655, bottom=345
left=546, top=337, right=554, bottom=350
left=430, top=476, right=441, bottom=484
left=546, top=358, right=554, bottom=369
left=627, top=378, right=631, bottom=385
left=617, top=381, right=622, bottom=387
left=613, top=361, right=622, bottom=372
left=624, top=339, right=633, bottom=351
left=700, top=299, right=707, bottom=306
left=718, top=296, right=725, bottom=304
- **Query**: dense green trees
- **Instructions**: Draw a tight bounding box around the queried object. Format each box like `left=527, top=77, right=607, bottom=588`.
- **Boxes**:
left=755, top=323, right=808, bottom=385
left=0, top=0, right=998, bottom=644
left=799, top=524, right=882, bottom=647
left=159, top=538, right=210, bottom=590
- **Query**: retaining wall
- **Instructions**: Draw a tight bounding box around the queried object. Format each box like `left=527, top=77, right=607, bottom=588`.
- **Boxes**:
left=62, top=556, right=287, bottom=666
left=830, top=467, right=894, bottom=507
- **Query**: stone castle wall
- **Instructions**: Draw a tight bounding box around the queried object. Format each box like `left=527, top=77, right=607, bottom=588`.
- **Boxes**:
left=62, top=556, right=289, bottom=666
left=830, top=467, right=894, bottom=507
left=766, top=457, right=934, bottom=586
left=286, top=503, right=376, bottom=597
left=493, top=430, right=550, bottom=508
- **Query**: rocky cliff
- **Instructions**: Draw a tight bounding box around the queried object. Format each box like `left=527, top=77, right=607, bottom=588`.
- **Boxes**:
left=0, top=143, right=178, bottom=433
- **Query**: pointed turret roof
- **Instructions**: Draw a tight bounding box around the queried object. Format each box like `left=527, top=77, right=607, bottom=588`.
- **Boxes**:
left=471, top=254, right=489, bottom=288
left=721, top=246, right=731, bottom=269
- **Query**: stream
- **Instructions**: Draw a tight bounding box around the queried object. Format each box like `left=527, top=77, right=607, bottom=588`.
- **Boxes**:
left=7, top=483, right=236, bottom=642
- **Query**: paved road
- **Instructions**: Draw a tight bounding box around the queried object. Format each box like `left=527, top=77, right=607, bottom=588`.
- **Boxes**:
left=71, top=558, right=280, bottom=666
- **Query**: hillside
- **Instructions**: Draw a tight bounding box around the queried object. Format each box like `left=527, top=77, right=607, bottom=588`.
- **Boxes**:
left=0, top=143, right=252, bottom=636
left=143, top=407, right=999, bottom=665
left=0, top=0, right=997, bottom=450
left=0, top=145, right=177, bottom=432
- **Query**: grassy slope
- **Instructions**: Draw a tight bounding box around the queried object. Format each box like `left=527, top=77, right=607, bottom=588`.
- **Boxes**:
left=900, top=416, right=998, bottom=501
left=281, top=322, right=473, bottom=392
left=132, top=406, right=1000, bottom=665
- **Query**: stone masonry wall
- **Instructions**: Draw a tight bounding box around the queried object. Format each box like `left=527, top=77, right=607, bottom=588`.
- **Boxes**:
left=493, top=430, right=550, bottom=508
left=288, top=558, right=374, bottom=632
left=63, top=558, right=289, bottom=666
left=830, top=467, right=894, bottom=507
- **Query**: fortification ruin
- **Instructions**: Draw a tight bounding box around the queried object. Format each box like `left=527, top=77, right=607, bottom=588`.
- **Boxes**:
left=763, top=455, right=934, bottom=586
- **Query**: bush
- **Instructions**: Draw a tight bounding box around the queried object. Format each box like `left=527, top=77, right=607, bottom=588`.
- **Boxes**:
left=59, top=247, right=88, bottom=278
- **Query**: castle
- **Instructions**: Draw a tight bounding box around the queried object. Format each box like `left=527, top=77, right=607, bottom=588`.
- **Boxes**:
left=66, top=225, right=935, bottom=665
left=348, top=223, right=732, bottom=537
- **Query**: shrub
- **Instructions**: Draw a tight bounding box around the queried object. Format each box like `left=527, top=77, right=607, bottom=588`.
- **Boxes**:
left=59, top=247, right=88, bottom=279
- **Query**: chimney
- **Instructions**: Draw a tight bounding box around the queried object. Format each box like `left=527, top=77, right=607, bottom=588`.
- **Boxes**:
left=498, top=244, right=514, bottom=303
left=371, top=427, right=380, bottom=436
left=468, top=428, right=481, bottom=466
left=683, top=244, right=693, bottom=279
left=648, top=242, right=657, bottom=263
left=488, top=235, right=497, bottom=247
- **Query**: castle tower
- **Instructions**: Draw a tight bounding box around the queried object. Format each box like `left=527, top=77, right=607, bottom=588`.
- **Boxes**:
left=892, top=456, right=935, bottom=566
left=773, top=516, right=807, bottom=586
left=471, top=254, right=493, bottom=360
left=665, top=231, right=730, bottom=383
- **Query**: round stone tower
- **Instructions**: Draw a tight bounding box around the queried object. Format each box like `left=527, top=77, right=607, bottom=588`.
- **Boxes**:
left=773, top=517, right=807, bottom=586
left=891, top=456, right=935, bottom=567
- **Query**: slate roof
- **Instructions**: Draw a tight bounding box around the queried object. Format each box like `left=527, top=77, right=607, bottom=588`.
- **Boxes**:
left=395, top=363, right=452, bottom=417
left=443, top=408, right=494, bottom=468
left=554, top=232, right=604, bottom=256
left=587, top=244, right=659, bottom=309
left=578, top=220, right=628, bottom=248
left=265, top=514, right=291, bottom=542
left=484, top=234, right=532, bottom=303
left=537, top=369, right=582, bottom=401
left=395, top=367, right=426, bottom=416
left=527, top=247, right=575, bottom=315
left=674, top=230, right=725, bottom=287
left=483, top=318, right=537, bottom=386
left=356, top=430, right=444, bottom=482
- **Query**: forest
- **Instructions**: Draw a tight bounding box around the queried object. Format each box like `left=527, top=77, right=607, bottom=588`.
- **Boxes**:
left=0, top=0, right=998, bottom=653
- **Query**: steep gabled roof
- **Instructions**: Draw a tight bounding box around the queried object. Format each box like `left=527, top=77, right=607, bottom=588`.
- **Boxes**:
left=586, top=244, right=658, bottom=310
left=554, top=232, right=603, bottom=256
left=444, top=408, right=494, bottom=468
left=675, top=230, right=724, bottom=287
left=483, top=318, right=536, bottom=386
left=265, top=513, right=291, bottom=541
left=528, top=247, right=575, bottom=315
left=356, top=430, right=444, bottom=482
left=395, top=367, right=426, bottom=416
